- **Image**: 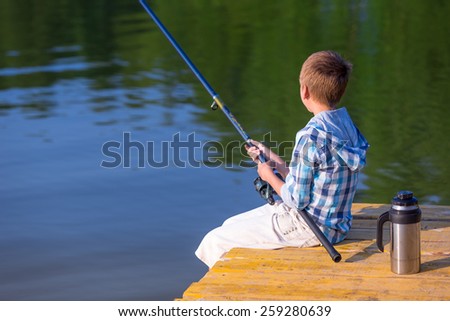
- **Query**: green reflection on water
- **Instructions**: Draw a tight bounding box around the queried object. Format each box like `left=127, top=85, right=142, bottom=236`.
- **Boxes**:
left=0, top=0, right=449, bottom=204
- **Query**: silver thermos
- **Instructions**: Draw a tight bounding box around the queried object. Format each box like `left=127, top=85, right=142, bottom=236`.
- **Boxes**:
left=376, top=191, right=422, bottom=274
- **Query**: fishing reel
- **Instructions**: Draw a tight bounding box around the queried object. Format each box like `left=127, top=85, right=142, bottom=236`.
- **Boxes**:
left=253, top=172, right=283, bottom=205
left=254, top=176, right=276, bottom=205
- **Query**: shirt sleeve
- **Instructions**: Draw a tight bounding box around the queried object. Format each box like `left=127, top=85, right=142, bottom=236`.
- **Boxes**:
left=280, top=133, right=317, bottom=211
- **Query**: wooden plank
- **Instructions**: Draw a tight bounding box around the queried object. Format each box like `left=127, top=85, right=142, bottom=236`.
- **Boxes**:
left=182, top=251, right=450, bottom=301
left=351, top=203, right=450, bottom=217
left=210, top=249, right=449, bottom=279
left=180, top=203, right=450, bottom=301
left=182, top=275, right=449, bottom=301
left=348, top=227, right=450, bottom=243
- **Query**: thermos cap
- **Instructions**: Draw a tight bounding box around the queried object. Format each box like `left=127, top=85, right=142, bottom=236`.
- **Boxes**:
left=393, top=190, right=418, bottom=207
left=397, top=191, right=413, bottom=200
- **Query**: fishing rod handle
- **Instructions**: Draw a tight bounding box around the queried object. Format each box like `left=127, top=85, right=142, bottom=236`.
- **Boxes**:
left=299, top=210, right=342, bottom=262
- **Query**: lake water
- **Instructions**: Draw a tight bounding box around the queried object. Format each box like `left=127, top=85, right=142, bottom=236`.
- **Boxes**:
left=1, top=0, right=449, bottom=300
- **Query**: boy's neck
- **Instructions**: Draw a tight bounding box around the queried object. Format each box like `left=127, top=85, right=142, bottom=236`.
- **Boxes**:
left=308, top=101, right=335, bottom=115
left=300, top=84, right=336, bottom=115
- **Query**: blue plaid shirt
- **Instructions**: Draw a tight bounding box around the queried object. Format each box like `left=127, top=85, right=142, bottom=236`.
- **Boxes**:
left=280, top=108, right=369, bottom=244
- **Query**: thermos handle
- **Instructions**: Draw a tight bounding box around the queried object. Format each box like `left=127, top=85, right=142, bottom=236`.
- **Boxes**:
left=376, top=211, right=390, bottom=252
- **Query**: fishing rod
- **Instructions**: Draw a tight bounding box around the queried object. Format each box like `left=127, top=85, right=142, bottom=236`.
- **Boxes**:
left=139, top=0, right=275, bottom=204
left=139, top=0, right=341, bottom=263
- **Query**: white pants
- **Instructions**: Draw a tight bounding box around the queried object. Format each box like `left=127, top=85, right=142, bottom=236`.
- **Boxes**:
left=195, top=202, right=320, bottom=268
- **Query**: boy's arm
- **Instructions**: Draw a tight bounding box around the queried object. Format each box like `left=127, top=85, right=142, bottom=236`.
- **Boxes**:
left=257, top=162, right=285, bottom=196
left=279, top=134, right=316, bottom=210
left=255, top=134, right=315, bottom=210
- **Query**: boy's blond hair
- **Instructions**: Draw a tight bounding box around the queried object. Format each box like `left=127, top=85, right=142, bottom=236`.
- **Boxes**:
left=299, top=51, right=352, bottom=108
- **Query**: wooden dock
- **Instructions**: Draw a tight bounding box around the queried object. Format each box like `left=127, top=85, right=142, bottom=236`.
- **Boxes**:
left=180, top=203, right=450, bottom=300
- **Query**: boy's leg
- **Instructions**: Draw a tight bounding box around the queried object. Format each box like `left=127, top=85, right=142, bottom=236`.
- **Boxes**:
left=195, top=204, right=281, bottom=268
left=221, top=203, right=277, bottom=226
left=195, top=203, right=319, bottom=268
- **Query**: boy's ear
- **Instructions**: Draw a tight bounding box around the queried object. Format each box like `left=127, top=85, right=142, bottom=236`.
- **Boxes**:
left=301, top=84, right=310, bottom=100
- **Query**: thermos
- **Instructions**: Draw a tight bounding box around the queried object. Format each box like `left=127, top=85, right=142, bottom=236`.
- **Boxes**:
left=376, top=191, right=422, bottom=274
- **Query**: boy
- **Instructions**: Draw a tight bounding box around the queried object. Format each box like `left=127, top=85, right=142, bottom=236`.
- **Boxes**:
left=195, top=51, right=369, bottom=268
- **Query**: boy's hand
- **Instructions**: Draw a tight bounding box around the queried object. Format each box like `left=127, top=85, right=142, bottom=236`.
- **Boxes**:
left=245, top=140, right=271, bottom=163
left=245, top=144, right=261, bottom=163
left=257, top=162, right=274, bottom=182
left=245, top=139, right=289, bottom=178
